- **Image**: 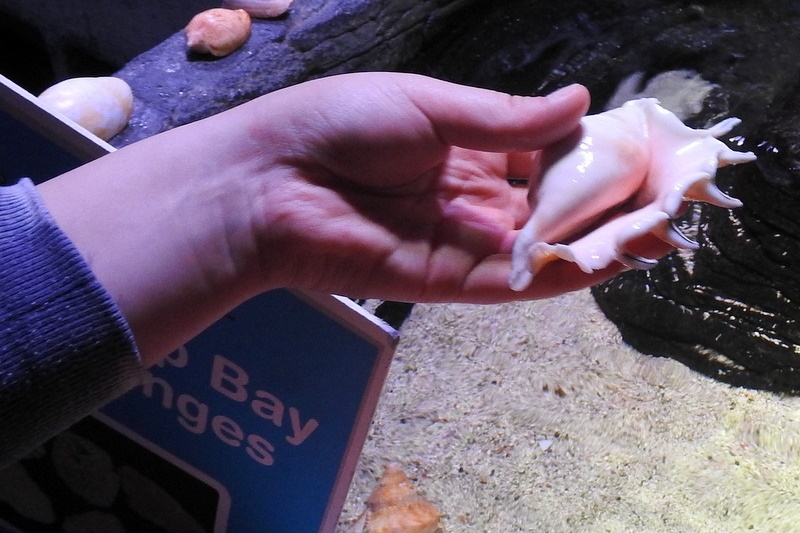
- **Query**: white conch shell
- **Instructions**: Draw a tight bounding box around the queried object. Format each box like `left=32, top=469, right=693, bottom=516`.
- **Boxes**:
left=38, top=76, right=133, bottom=141
left=222, top=0, right=293, bottom=18
left=509, top=98, right=756, bottom=291
left=185, top=8, right=251, bottom=57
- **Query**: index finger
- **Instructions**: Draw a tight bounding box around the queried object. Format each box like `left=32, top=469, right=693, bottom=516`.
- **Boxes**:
left=404, top=78, right=591, bottom=153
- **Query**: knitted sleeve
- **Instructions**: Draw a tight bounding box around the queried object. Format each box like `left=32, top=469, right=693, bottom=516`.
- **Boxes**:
left=0, top=178, right=142, bottom=465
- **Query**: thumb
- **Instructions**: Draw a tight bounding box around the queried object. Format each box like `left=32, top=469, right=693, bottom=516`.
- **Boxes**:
left=406, top=79, right=590, bottom=152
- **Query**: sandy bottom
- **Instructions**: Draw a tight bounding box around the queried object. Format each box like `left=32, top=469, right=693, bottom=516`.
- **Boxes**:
left=337, top=289, right=800, bottom=532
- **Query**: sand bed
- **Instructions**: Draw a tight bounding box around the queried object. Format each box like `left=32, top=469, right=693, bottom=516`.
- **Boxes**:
left=338, top=290, right=800, bottom=532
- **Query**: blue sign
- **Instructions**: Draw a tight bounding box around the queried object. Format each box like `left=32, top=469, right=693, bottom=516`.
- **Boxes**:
left=0, top=290, right=395, bottom=532
left=100, top=290, right=396, bottom=532
left=0, top=77, right=397, bottom=533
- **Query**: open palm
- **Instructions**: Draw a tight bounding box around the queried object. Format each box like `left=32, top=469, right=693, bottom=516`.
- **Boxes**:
left=234, top=73, right=644, bottom=302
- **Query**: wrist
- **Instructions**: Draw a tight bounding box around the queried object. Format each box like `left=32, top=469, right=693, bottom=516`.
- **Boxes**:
left=38, top=115, right=266, bottom=365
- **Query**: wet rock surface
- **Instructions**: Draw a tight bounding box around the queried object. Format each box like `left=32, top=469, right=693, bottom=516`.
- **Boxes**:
left=400, top=0, right=800, bottom=391
left=110, top=0, right=471, bottom=146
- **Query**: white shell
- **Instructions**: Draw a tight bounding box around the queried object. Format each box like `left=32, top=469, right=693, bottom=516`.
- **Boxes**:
left=222, top=0, right=293, bottom=18
left=509, top=98, right=756, bottom=291
left=38, top=77, right=133, bottom=141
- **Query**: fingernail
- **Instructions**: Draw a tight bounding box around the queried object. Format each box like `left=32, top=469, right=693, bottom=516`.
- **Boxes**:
left=546, top=84, right=587, bottom=105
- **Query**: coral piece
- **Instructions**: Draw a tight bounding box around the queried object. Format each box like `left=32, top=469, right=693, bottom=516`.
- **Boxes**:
left=364, top=464, right=442, bottom=533
left=185, top=8, right=251, bottom=57
left=222, top=0, right=293, bottom=19
left=38, top=77, right=133, bottom=142
left=605, top=70, right=718, bottom=120
left=509, top=98, right=756, bottom=291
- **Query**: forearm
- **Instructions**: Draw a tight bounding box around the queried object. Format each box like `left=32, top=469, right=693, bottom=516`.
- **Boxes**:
left=35, top=72, right=595, bottom=364
left=37, top=114, right=265, bottom=367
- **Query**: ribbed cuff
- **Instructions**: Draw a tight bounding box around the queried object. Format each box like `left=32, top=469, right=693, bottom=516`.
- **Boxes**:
left=0, top=178, right=142, bottom=465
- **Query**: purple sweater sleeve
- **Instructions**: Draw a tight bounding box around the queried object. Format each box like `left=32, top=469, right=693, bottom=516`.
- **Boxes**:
left=0, top=178, right=142, bottom=465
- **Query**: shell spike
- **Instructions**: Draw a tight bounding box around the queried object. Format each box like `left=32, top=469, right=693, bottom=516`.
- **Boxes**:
left=719, top=148, right=757, bottom=166
left=684, top=177, right=742, bottom=209
left=616, top=251, right=659, bottom=271
left=538, top=243, right=594, bottom=274
left=612, top=210, right=684, bottom=265
left=509, top=242, right=591, bottom=291
left=508, top=268, right=534, bottom=292
left=706, top=117, right=742, bottom=138
left=649, top=219, right=700, bottom=249
left=509, top=221, right=539, bottom=291
left=659, top=171, right=710, bottom=216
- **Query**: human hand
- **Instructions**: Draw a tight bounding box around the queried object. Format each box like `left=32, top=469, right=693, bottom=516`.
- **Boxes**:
left=38, top=73, right=668, bottom=363
left=230, top=72, right=665, bottom=303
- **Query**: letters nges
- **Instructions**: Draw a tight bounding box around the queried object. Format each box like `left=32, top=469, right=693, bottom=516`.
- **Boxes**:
left=137, top=348, right=320, bottom=467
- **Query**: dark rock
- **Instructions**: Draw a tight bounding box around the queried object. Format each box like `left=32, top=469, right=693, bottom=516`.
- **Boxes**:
left=0, top=0, right=219, bottom=80
left=401, top=0, right=800, bottom=391
left=110, top=0, right=473, bottom=147
left=595, top=68, right=800, bottom=393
